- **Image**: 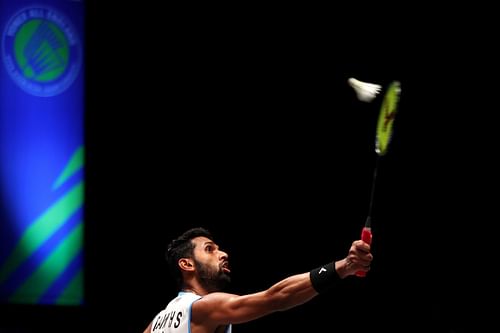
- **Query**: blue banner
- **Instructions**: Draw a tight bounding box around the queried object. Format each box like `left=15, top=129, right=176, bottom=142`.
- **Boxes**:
left=0, top=0, right=84, bottom=305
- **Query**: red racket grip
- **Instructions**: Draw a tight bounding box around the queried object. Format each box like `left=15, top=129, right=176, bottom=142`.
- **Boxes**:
left=355, top=226, right=372, bottom=277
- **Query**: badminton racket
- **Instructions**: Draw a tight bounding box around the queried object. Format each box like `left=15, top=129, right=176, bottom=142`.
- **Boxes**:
left=357, top=80, right=401, bottom=277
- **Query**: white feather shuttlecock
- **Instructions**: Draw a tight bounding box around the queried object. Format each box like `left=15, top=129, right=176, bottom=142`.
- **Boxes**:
left=348, top=77, right=382, bottom=103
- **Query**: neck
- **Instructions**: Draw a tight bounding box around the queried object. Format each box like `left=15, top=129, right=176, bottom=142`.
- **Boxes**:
left=182, top=279, right=211, bottom=296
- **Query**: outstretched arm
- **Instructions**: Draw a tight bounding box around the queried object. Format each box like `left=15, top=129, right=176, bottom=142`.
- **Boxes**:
left=192, top=240, right=372, bottom=326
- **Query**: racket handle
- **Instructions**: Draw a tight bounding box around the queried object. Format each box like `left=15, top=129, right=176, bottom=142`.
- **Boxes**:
left=355, top=226, right=372, bottom=277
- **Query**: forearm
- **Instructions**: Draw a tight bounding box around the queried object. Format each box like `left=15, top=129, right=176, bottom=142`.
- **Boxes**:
left=264, top=272, right=318, bottom=311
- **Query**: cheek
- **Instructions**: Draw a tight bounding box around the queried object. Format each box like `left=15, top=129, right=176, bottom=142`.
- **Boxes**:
left=198, top=255, right=216, bottom=267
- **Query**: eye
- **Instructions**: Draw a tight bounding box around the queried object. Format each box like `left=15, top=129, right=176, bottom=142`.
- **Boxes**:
left=205, top=245, right=213, bottom=252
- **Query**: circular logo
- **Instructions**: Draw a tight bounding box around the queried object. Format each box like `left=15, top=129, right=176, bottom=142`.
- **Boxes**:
left=2, top=6, right=82, bottom=97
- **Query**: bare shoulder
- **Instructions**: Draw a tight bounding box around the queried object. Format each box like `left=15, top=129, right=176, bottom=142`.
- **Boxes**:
left=191, top=292, right=239, bottom=324
left=142, top=321, right=152, bottom=333
left=194, top=292, right=239, bottom=310
left=191, top=290, right=272, bottom=326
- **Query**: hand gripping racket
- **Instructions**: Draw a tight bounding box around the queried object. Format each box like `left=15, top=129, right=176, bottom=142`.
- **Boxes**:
left=357, top=80, right=401, bottom=277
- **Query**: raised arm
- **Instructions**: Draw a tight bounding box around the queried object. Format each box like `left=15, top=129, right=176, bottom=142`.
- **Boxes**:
left=192, top=240, right=372, bottom=326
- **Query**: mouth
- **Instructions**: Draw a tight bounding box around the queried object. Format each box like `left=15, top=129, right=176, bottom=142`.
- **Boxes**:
left=221, top=261, right=231, bottom=273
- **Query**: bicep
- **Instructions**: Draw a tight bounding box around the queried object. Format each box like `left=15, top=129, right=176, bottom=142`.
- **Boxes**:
left=193, top=291, right=278, bottom=325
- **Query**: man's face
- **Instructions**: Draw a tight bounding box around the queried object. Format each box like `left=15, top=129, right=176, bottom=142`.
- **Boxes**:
left=191, top=236, right=231, bottom=291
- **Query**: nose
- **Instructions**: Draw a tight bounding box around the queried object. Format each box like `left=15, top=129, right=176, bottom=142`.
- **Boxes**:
left=219, top=250, right=228, bottom=261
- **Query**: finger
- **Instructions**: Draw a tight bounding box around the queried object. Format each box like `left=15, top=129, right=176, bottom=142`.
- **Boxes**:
left=348, top=260, right=370, bottom=272
left=359, top=264, right=371, bottom=272
left=347, top=251, right=373, bottom=267
left=349, top=246, right=371, bottom=259
left=353, top=240, right=371, bottom=253
left=348, top=255, right=371, bottom=267
left=348, top=256, right=372, bottom=267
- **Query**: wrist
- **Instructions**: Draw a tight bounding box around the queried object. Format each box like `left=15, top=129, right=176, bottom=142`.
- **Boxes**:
left=309, top=262, right=340, bottom=293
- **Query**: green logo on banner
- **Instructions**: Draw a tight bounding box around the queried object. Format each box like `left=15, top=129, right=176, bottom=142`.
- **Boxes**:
left=2, top=6, right=82, bottom=97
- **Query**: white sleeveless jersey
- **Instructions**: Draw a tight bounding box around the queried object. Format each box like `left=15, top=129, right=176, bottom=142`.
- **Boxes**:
left=151, top=291, right=232, bottom=333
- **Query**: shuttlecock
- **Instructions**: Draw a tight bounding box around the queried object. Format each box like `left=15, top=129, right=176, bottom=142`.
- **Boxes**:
left=348, top=77, right=382, bottom=102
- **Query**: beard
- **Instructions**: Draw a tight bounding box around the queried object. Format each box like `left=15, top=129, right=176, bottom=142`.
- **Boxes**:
left=194, top=259, right=231, bottom=292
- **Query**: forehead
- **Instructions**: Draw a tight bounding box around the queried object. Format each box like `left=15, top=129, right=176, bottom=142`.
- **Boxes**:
left=191, top=236, right=214, bottom=248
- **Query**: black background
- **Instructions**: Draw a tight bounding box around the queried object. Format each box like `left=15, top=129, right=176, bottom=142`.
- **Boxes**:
left=1, top=2, right=494, bottom=333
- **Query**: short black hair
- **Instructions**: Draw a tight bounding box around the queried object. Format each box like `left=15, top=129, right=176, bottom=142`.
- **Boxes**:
left=165, top=227, right=213, bottom=288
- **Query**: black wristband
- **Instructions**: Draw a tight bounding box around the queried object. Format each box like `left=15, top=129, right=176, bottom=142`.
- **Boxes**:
left=309, top=262, right=340, bottom=293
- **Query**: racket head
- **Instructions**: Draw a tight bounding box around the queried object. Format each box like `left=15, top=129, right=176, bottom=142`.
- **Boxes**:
left=375, top=81, right=401, bottom=156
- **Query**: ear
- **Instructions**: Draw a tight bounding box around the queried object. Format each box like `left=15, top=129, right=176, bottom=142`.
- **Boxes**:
left=178, top=258, right=195, bottom=272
